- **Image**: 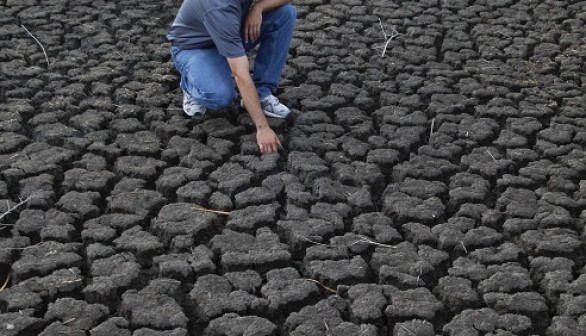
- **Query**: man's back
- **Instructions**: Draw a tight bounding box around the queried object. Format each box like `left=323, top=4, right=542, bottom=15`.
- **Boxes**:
left=168, top=0, right=253, bottom=57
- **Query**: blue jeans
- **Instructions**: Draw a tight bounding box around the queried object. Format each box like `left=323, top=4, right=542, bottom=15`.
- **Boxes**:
left=170, top=4, right=296, bottom=110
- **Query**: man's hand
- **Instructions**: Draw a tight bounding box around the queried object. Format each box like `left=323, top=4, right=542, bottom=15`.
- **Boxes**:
left=256, top=125, right=281, bottom=155
left=244, top=5, right=262, bottom=43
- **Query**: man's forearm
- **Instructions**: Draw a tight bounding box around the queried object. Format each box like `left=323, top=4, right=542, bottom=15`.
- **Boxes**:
left=235, top=71, right=269, bottom=130
left=253, top=0, right=291, bottom=12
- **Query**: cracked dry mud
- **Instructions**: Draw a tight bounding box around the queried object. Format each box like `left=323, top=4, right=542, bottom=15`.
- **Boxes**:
left=1, top=0, right=586, bottom=335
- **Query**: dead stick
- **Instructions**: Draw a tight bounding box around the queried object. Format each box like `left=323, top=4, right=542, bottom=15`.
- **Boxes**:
left=0, top=273, right=10, bottom=291
left=21, top=24, right=50, bottom=71
left=305, top=279, right=337, bottom=294
left=192, top=205, right=230, bottom=216
left=0, top=195, right=33, bottom=223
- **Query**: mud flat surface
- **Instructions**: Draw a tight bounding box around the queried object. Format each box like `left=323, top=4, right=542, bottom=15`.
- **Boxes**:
left=1, top=0, right=586, bottom=335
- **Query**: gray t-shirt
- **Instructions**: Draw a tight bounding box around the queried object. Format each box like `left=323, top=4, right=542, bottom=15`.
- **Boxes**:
left=167, top=0, right=253, bottom=58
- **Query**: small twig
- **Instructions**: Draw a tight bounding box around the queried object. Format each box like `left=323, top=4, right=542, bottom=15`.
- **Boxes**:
left=294, top=233, right=327, bottom=246
left=460, top=241, right=468, bottom=254
left=0, top=242, right=43, bottom=251
left=0, top=273, right=10, bottom=291
left=323, top=319, right=330, bottom=332
left=486, top=150, right=497, bottom=162
left=429, top=118, right=435, bottom=143
left=377, top=17, right=399, bottom=57
left=0, top=195, right=35, bottom=223
left=192, top=205, right=230, bottom=216
left=21, top=25, right=51, bottom=71
left=305, top=279, right=337, bottom=294
left=62, top=318, right=76, bottom=325
left=401, top=326, right=417, bottom=336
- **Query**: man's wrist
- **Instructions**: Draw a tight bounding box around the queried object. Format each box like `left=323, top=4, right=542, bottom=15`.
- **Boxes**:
left=256, top=122, right=269, bottom=130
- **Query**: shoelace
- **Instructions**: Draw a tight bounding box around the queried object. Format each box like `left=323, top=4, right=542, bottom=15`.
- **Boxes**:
left=263, top=95, right=280, bottom=105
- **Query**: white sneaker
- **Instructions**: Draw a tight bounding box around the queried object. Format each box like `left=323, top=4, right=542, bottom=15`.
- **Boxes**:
left=259, top=94, right=291, bottom=119
left=183, top=91, right=206, bottom=117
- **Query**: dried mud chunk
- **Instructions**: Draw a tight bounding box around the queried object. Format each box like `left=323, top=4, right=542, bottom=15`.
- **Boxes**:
left=385, top=288, right=443, bottom=320
left=189, top=275, right=264, bottom=323
left=63, top=168, right=116, bottom=193
left=383, top=192, right=445, bottom=224
left=114, top=156, right=166, bottom=180
left=12, top=241, right=82, bottom=282
left=115, top=131, right=162, bottom=156
left=179, top=141, right=224, bottom=166
left=209, top=163, right=254, bottom=196
left=381, top=125, right=426, bottom=154
left=306, top=256, right=369, bottom=287
left=546, top=316, right=586, bottom=336
left=234, top=187, right=276, bottom=208
left=557, top=294, right=586, bottom=317
left=152, top=203, right=219, bottom=245
left=18, top=173, right=56, bottom=208
left=0, top=285, right=43, bottom=313
left=468, top=242, right=523, bottom=264
left=483, top=292, right=548, bottom=316
left=497, top=187, right=538, bottom=218
left=351, top=212, right=401, bottom=244
left=461, top=147, right=513, bottom=178
left=84, top=253, right=140, bottom=307
left=434, top=276, right=479, bottom=312
left=402, top=222, right=436, bottom=245
left=203, top=313, right=276, bottom=336
left=371, top=242, right=449, bottom=288
left=519, top=228, right=582, bottom=256
left=278, top=217, right=344, bottom=248
left=133, top=329, right=188, bottom=336
left=287, top=151, right=329, bottom=183
left=45, top=298, right=109, bottom=331
left=393, top=320, right=434, bottom=336
left=39, top=322, right=86, bottom=336
left=189, top=245, right=216, bottom=275
left=0, top=132, right=28, bottom=154
left=392, top=155, right=458, bottom=181
left=478, top=268, right=533, bottom=294
left=332, top=162, right=384, bottom=190
left=19, top=268, right=83, bottom=301
left=345, top=284, right=389, bottom=324
left=0, top=311, right=44, bottom=336
left=33, top=122, right=81, bottom=145
left=121, top=280, right=188, bottom=330
left=443, top=308, right=532, bottom=336
left=176, top=181, right=212, bottom=204
left=448, top=173, right=490, bottom=208
left=114, top=226, right=163, bottom=266
left=201, top=118, right=244, bottom=139
left=226, top=203, right=279, bottom=233
left=155, top=167, right=204, bottom=198
left=448, top=257, right=489, bottom=281
left=210, top=228, right=291, bottom=273
left=107, top=190, right=166, bottom=218
left=462, top=226, right=503, bottom=248
left=85, top=214, right=144, bottom=233
left=153, top=254, right=193, bottom=282
left=90, top=317, right=131, bottom=336
left=56, top=191, right=101, bottom=220
left=15, top=209, right=74, bottom=237
left=260, top=267, right=319, bottom=314
left=284, top=297, right=347, bottom=335
left=224, top=270, right=262, bottom=293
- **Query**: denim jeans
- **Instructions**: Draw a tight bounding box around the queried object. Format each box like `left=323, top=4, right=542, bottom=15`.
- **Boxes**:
left=170, top=4, right=296, bottom=110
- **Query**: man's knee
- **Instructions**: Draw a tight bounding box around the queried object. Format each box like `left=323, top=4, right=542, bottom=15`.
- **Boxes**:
left=205, top=87, right=236, bottom=109
left=280, top=4, right=296, bottom=22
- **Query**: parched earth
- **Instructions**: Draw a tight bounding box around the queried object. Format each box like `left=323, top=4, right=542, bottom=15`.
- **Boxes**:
left=1, top=0, right=586, bottom=335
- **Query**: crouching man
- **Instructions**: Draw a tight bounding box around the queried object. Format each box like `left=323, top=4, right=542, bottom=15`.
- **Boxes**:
left=168, top=0, right=296, bottom=155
